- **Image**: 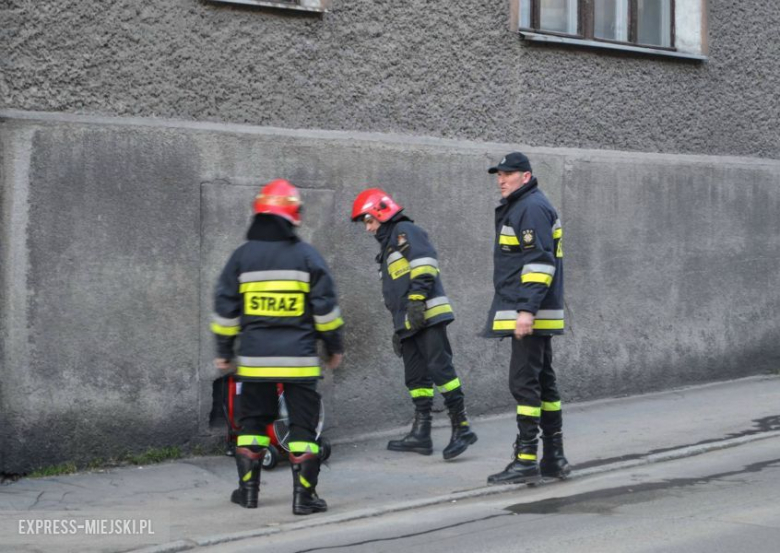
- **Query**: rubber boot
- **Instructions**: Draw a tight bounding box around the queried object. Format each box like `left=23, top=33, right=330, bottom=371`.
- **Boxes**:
left=487, top=437, right=541, bottom=485
left=540, top=432, right=571, bottom=479
left=230, top=447, right=265, bottom=508
left=387, top=411, right=433, bottom=455
left=290, top=453, right=328, bottom=515
left=442, top=410, right=478, bottom=460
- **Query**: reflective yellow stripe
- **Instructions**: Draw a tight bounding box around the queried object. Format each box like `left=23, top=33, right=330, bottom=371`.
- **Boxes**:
left=542, top=401, right=562, bottom=411
left=425, top=304, right=453, bottom=319
left=299, top=475, right=312, bottom=488
left=553, top=228, right=563, bottom=239
left=240, top=281, right=310, bottom=293
left=237, top=366, right=321, bottom=379
left=437, top=378, right=461, bottom=393
left=242, top=470, right=253, bottom=482
left=521, top=273, right=553, bottom=286
left=405, top=304, right=454, bottom=330
left=408, top=294, right=426, bottom=301
left=533, top=319, right=565, bottom=330
left=289, top=441, right=320, bottom=454
left=315, top=317, right=344, bottom=332
left=518, top=453, right=537, bottom=461
left=493, top=320, right=516, bottom=331
left=499, top=235, right=520, bottom=246
left=210, top=322, right=240, bottom=336
left=410, top=266, right=439, bottom=279
left=389, top=258, right=411, bottom=279
left=517, top=405, right=541, bottom=417
left=409, top=388, right=434, bottom=398
left=237, top=435, right=271, bottom=447
left=494, top=318, right=564, bottom=332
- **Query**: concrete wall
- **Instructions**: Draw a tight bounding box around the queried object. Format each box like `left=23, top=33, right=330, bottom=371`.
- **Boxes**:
left=2, top=111, right=779, bottom=473
left=2, top=1, right=780, bottom=159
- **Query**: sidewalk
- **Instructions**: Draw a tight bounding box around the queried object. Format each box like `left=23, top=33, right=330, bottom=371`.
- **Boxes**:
left=2, top=376, right=779, bottom=552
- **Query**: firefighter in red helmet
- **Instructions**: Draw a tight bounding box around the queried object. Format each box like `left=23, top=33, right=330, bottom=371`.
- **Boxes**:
left=351, top=188, right=477, bottom=460
left=212, top=179, right=345, bottom=515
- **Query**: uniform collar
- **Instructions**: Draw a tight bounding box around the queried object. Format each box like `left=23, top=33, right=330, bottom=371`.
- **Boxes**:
left=246, top=214, right=298, bottom=241
left=500, top=177, right=538, bottom=206
left=374, top=211, right=412, bottom=246
left=374, top=212, right=412, bottom=262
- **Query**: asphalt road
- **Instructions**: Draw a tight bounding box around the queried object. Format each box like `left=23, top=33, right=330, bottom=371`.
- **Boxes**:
left=200, top=436, right=780, bottom=553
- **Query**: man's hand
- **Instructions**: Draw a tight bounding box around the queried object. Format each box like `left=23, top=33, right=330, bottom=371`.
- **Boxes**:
left=325, top=353, right=343, bottom=370
left=392, top=333, right=403, bottom=357
left=407, top=300, right=426, bottom=332
left=214, top=358, right=235, bottom=373
left=514, top=311, right=535, bottom=340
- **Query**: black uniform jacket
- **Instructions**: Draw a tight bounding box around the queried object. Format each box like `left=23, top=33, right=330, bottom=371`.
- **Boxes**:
left=211, top=215, right=344, bottom=382
left=376, top=214, right=454, bottom=339
left=485, top=178, right=564, bottom=338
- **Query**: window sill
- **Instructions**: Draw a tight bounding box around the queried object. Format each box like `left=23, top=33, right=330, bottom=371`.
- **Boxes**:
left=519, top=31, right=707, bottom=61
left=207, top=0, right=329, bottom=13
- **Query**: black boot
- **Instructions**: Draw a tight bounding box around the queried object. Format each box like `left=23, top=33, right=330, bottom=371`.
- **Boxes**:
left=230, top=447, right=264, bottom=508
left=387, top=411, right=433, bottom=455
left=291, top=453, right=328, bottom=515
left=540, top=432, right=571, bottom=479
left=442, top=410, right=478, bottom=460
left=487, top=437, right=541, bottom=485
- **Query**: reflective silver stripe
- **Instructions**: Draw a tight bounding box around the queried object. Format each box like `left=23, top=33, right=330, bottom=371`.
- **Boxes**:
left=522, top=263, right=556, bottom=276
left=425, top=296, right=450, bottom=309
left=536, top=309, right=564, bottom=319
left=387, top=252, right=404, bottom=263
left=494, top=310, right=518, bottom=320
left=553, top=219, right=562, bottom=232
left=410, top=257, right=439, bottom=269
left=313, top=307, right=342, bottom=324
left=239, top=270, right=310, bottom=283
left=212, top=314, right=240, bottom=326
left=500, top=225, right=516, bottom=236
left=238, top=356, right=320, bottom=367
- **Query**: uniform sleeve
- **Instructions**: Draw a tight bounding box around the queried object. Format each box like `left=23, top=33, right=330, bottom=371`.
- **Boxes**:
left=397, top=223, right=439, bottom=301
left=513, top=206, right=556, bottom=315
left=306, top=247, right=345, bottom=356
left=211, top=249, right=242, bottom=360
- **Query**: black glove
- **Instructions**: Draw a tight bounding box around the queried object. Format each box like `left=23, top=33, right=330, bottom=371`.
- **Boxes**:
left=407, top=300, right=426, bottom=332
left=392, top=333, right=403, bottom=357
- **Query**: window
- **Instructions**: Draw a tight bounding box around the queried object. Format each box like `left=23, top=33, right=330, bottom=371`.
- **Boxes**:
left=512, top=0, right=707, bottom=59
left=207, top=0, right=331, bottom=14
left=518, top=0, right=673, bottom=48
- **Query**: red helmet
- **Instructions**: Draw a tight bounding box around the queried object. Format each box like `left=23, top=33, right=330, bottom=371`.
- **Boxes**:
left=254, top=179, right=302, bottom=226
left=351, top=188, right=403, bottom=223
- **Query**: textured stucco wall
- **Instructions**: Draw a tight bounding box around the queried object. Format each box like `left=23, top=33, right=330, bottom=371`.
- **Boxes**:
left=2, top=0, right=780, bottom=158
left=1, top=111, right=779, bottom=473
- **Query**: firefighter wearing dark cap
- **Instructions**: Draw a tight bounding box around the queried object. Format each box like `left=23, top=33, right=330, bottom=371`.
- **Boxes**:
left=211, top=179, right=345, bottom=515
left=484, top=153, right=571, bottom=485
left=351, top=188, right=477, bottom=460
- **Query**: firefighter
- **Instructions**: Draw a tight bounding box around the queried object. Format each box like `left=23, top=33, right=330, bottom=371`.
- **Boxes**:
left=484, top=152, right=571, bottom=485
left=211, top=179, right=345, bottom=515
left=351, top=188, right=477, bottom=460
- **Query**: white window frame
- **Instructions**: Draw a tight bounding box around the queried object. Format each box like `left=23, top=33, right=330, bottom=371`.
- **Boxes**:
left=511, top=0, right=708, bottom=61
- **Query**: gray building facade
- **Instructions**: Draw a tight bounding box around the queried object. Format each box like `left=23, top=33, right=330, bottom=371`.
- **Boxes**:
left=2, top=0, right=779, bottom=473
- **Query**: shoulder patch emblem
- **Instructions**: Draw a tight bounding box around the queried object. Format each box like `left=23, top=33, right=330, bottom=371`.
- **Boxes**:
left=398, top=233, right=407, bottom=246
left=522, top=229, right=535, bottom=249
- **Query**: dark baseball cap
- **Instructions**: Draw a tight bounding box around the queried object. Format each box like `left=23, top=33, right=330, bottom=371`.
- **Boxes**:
left=488, top=152, right=532, bottom=174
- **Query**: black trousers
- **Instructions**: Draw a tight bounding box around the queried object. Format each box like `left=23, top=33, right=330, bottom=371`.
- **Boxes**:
left=401, top=324, right=465, bottom=414
left=238, top=380, right=320, bottom=448
left=509, top=335, right=563, bottom=442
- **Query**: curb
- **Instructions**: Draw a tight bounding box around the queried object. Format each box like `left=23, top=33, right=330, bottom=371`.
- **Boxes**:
left=129, top=428, right=780, bottom=552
